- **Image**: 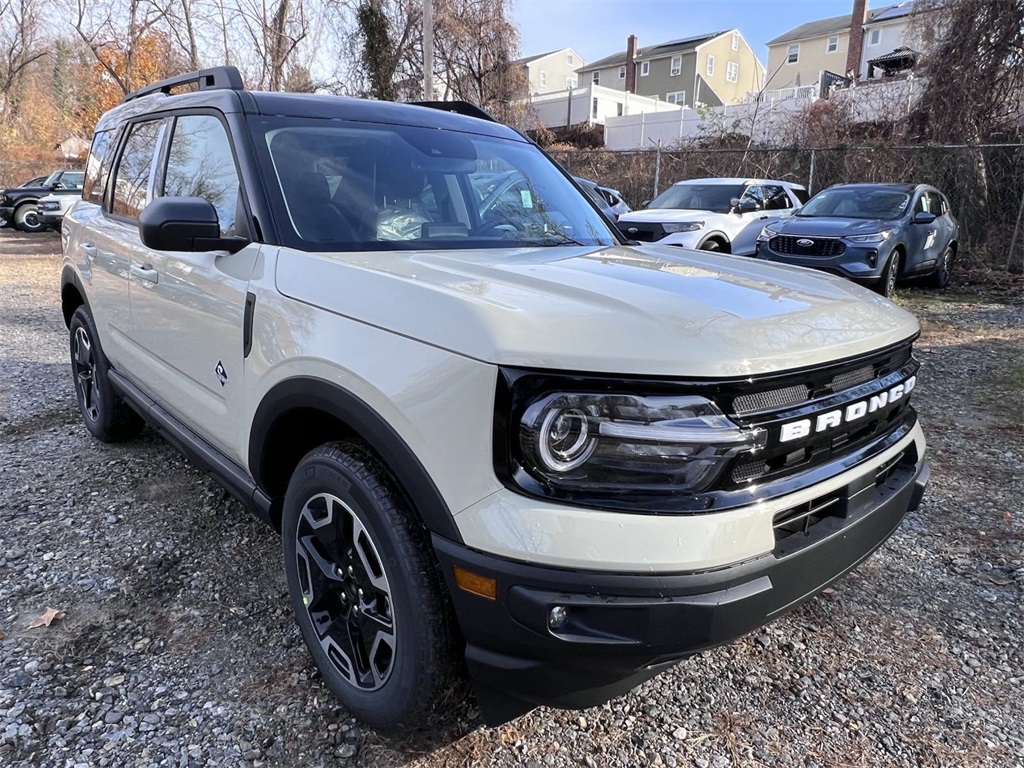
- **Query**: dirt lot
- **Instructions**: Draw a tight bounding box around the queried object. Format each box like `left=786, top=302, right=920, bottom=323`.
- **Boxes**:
left=1, top=230, right=1022, bottom=768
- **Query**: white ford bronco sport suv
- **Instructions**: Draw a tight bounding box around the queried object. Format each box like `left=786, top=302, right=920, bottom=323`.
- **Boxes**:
left=617, top=177, right=808, bottom=255
left=61, top=68, right=929, bottom=730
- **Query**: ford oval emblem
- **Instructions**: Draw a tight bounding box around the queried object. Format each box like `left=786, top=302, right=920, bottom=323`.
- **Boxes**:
left=627, top=227, right=638, bottom=234
left=796, top=238, right=814, bottom=247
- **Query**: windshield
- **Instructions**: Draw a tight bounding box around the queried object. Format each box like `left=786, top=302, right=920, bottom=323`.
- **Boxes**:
left=250, top=116, right=618, bottom=251
left=43, top=171, right=84, bottom=190
left=648, top=183, right=745, bottom=213
left=798, top=188, right=911, bottom=219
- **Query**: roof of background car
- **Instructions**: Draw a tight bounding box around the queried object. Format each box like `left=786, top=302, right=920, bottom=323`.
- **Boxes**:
left=824, top=183, right=920, bottom=193
left=673, top=178, right=807, bottom=188
left=94, top=88, right=524, bottom=142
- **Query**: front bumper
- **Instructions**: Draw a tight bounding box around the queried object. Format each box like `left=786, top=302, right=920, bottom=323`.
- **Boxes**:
left=37, top=211, right=62, bottom=226
left=0, top=206, right=14, bottom=221
left=756, top=239, right=895, bottom=283
left=437, top=446, right=928, bottom=724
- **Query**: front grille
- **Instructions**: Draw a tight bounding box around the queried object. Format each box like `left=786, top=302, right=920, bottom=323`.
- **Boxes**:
left=733, top=384, right=810, bottom=415
left=619, top=223, right=664, bottom=242
left=721, top=341, right=918, bottom=488
left=773, top=491, right=843, bottom=541
left=769, top=235, right=846, bottom=257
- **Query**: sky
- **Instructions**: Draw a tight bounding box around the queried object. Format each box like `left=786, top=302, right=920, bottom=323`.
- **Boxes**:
left=514, top=0, right=861, bottom=64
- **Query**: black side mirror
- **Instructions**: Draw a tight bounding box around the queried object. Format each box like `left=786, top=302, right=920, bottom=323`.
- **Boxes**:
left=641, top=199, right=651, bottom=208
left=912, top=211, right=936, bottom=224
left=139, top=197, right=248, bottom=253
left=733, top=198, right=758, bottom=213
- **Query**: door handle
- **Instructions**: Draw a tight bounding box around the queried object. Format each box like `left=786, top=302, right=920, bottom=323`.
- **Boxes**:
left=130, top=263, right=159, bottom=284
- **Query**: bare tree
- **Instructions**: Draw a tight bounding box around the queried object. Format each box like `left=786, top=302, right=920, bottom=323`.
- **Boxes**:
left=0, top=0, right=49, bottom=120
left=73, top=0, right=170, bottom=94
left=233, top=0, right=310, bottom=90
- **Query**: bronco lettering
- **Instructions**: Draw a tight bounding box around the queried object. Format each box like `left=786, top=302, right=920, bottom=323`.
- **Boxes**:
left=779, top=375, right=917, bottom=443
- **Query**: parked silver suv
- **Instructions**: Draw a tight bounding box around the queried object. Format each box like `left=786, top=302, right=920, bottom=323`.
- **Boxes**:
left=61, top=68, right=929, bottom=730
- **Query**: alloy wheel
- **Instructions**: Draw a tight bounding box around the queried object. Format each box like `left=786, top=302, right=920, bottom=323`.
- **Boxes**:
left=72, top=326, right=100, bottom=422
left=294, top=492, right=397, bottom=691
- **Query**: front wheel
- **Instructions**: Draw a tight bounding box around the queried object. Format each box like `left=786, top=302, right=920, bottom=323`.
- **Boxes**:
left=877, top=251, right=901, bottom=298
left=69, top=306, right=144, bottom=442
left=282, top=441, right=457, bottom=730
left=699, top=238, right=724, bottom=252
left=14, top=203, right=45, bottom=233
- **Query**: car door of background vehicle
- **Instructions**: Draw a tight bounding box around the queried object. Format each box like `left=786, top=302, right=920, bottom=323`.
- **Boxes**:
left=925, top=191, right=954, bottom=261
left=731, top=184, right=794, bottom=256
left=905, top=191, right=939, bottom=269
left=126, top=113, right=257, bottom=462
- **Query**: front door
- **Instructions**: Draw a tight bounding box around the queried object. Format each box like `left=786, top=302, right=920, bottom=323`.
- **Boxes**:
left=731, top=184, right=794, bottom=256
left=125, top=113, right=256, bottom=462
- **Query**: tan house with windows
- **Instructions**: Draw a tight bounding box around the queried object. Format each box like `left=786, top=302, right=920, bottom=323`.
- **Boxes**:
left=516, top=48, right=585, bottom=96
left=576, top=31, right=764, bottom=109
left=765, top=2, right=929, bottom=93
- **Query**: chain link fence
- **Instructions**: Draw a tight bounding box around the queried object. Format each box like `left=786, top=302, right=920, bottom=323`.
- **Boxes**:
left=551, top=144, right=1024, bottom=271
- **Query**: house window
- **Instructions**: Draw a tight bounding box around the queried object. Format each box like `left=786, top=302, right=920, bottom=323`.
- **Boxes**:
left=827, top=35, right=839, bottom=53
left=618, top=65, right=626, bottom=79
left=869, top=28, right=881, bottom=45
left=567, top=53, right=574, bottom=65
left=726, top=61, right=739, bottom=83
left=566, top=76, right=577, bottom=88
left=670, top=55, right=682, bottom=76
left=640, top=61, right=650, bottom=77
left=539, top=70, right=547, bottom=86
left=617, top=103, right=623, bottom=116
left=593, top=71, right=600, bottom=85
left=592, top=97, right=598, bottom=118
left=732, top=32, right=739, bottom=51
left=787, top=43, right=799, bottom=64
left=706, top=55, right=715, bottom=76
left=666, top=91, right=686, bottom=105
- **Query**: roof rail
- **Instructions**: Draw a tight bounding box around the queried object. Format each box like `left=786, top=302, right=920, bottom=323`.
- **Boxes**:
left=121, top=66, right=245, bottom=104
left=410, top=100, right=497, bottom=123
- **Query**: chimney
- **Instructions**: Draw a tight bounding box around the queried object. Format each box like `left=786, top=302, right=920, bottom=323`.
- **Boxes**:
left=845, top=0, right=869, bottom=80
left=625, top=34, right=638, bottom=93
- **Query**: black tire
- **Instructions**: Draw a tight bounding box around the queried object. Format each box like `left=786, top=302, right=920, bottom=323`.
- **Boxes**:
left=14, top=203, right=45, bottom=233
left=877, top=251, right=901, bottom=298
left=699, top=238, right=723, bottom=252
left=282, top=441, right=456, bottom=731
left=930, top=245, right=954, bottom=289
left=69, top=306, right=144, bottom=442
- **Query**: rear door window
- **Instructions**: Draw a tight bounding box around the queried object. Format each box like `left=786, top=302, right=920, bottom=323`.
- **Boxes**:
left=83, top=130, right=119, bottom=205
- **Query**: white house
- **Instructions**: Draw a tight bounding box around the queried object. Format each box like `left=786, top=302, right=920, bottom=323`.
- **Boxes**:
left=516, top=48, right=586, bottom=96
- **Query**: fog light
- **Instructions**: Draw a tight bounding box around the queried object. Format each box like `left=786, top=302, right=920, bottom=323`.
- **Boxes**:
left=548, top=606, right=568, bottom=629
left=866, top=250, right=878, bottom=268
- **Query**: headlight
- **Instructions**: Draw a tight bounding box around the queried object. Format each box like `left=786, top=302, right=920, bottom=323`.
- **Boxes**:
left=846, top=229, right=893, bottom=243
left=759, top=226, right=779, bottom=240
left=0, top=194, right=9, bottom=204
left=40, top=201, right=59, bottom=211
left=516, top=392, right=765, bottom=495
left=663, top=221, right=704, bottom=233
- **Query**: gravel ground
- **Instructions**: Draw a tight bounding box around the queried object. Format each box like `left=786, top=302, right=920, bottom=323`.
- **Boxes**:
left=1, top=229, right=1022, bottom=768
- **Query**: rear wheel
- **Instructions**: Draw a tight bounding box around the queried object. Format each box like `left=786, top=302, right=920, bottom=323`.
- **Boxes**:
left=282, top=441, right=456, bottom=730
left=877, top=251, right=901, bottom=298
left=14, top=203, right=45, bottom=233
left=930, top=245, right=954, bottom=289
left=69, top=306, right=144, bottom=442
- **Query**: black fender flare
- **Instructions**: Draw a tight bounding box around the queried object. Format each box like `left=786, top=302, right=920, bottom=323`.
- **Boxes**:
left=249, top=376, right=463, bottom=543
left=60, top=266, right=91, bottom=328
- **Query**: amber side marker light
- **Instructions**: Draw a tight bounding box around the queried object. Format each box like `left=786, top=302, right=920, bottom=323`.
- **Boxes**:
left=453, top=565, right=497, bottom=600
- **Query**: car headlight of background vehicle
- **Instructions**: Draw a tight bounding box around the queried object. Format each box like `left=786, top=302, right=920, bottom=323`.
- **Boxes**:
left=39, top=201, right=60, bottom=211
left=498, top=378, right=767, bottom=507
left=759, top=226, right=779, bottom=240
left=0, top=194, right=10, bottom=205
left=846, top=229, right=893, bottom=244
left=662, top=221, right=704, bottom=233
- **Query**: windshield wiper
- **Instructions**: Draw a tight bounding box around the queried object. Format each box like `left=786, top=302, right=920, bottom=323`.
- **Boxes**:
left=520, top=233, right=588, bottom=247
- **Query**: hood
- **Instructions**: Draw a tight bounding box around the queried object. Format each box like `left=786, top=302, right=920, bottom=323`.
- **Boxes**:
left=774, top=216, right=898, bottom=236
left=618, top=208, right=719, bottom=224
left=276, top=244, right=919, bottom=378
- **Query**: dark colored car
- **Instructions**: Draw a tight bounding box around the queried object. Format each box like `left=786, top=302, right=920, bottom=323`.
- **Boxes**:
left=573, top=176, right=630, bottom=221
left=755, top=183, right=958, bottom=296
left=0, top=170, right=84, bottom=233
left=0, top=176, right=47, bottom=227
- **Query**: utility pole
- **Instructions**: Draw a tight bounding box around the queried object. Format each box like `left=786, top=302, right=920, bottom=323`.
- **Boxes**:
left=423, top=0, right=434, bottom=100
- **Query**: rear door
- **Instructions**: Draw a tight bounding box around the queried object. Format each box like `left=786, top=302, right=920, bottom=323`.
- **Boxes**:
left=125, top=112, right=257, bottom=462
left=905, top=191, right=938, bottom=269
